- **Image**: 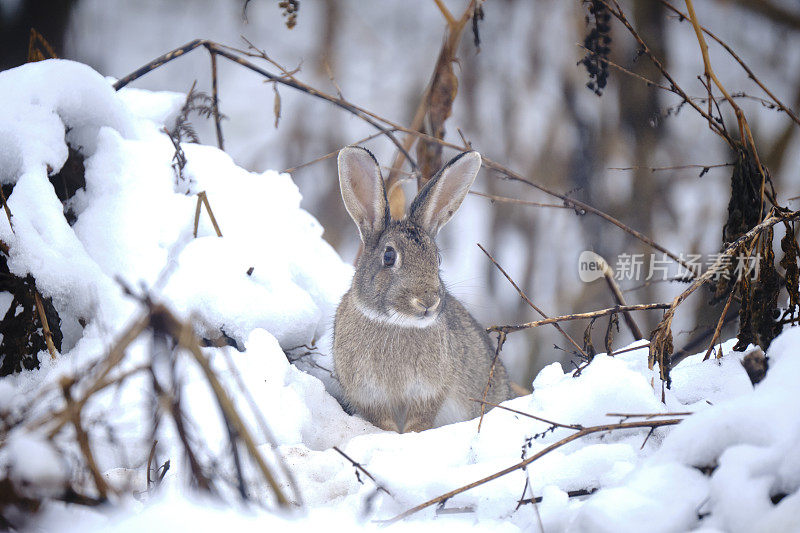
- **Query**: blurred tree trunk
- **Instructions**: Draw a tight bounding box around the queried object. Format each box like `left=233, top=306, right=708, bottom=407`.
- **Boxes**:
left=614, top=0, right=666, bottom=335
left=0, top=0, right=77, bottom=70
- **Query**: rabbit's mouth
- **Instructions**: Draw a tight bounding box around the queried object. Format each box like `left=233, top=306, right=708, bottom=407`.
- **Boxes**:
left=389, top=309, right=440, bottom=328
left=410, top=296, right=441, bottom=317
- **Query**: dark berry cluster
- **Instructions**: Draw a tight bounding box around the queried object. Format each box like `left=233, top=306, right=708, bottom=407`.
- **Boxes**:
left=579, top=1, right=612, bottom=96
left=279, top=0, right=299, bottom=29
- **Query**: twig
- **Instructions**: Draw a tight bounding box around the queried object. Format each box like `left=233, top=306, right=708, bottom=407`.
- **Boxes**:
left=480, top=157, right=695, bottom=276
left=477, top=244, right=591, bottom=360
left=222, top=415, right=248, bottom=501
left=477, top=331, right=505, bottom=432
left=112, top=37, right=704, bottom=276
left=669, top=307, right=738, bottom=367
left=220, top=347, right=304, bottom=506
left=0, top=185, right=12, bottom=229
left=517, top=488, right=597, bottom=506
left=702, top=284, right=736, bottom=361
left=608, top=163, right=733, bottom=172
left=33, top=290, right=57, bottom=360
left=385, top=418, right=683, bottom=523
left=649, top=209, right=800, bottom=381
left=209, top=51, right=225, bottom=150
left=146, top=439, right=158, bottom=487
left=150, top=371, right=214, bottom=493
left=193, top=194, right=202, bottom=238
left=42, top=317, right=150, bottom=438
left=61, top=379, right=110, bottom=499
left=595, top=0, right=729, bottom=143
left=281, top=130, right=393, bottom=174
left=660, top=0, right=800, bottom=128
left=470, top=398, right=583, bottom=430
left=200, top=191, right=223, bottom=237
left=112, top=40, right=419, bottom=174
left=488, top=303, right=671, bottom=334
left=194, top=191, right=223, bottom=238
left=683, top=0, right=769, bottom=218
left=468, top=190, right=572, bottom=209
left=606, top=411, right=692, bottom=418
left=333, top=446, right=392, bottom=497
left=176, top=313, right=290, bottom=507
left=595, top=253, right=645, bottom=340
left=640, top=427, right=656, bottom=450
left=609, top=342, right=649, bottom=357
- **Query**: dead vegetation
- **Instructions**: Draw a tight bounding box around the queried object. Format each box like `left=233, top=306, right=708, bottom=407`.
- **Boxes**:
left=1, top=0, right=799, bottom=527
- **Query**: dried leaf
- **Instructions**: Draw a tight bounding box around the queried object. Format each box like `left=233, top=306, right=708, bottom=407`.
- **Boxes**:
left=604, top=313, right=619, bottom=354
left=779, top=222, right=800, bottom=322
left=735, top=228, right=782, bottom=351
left=273, top=85, right=281, bottom=129
left=416, top=46, right=459, bottom=188
left=472, top=4, right=485, bottom=51
left=583, top=317, right=598, bottom=360
left=649, top=314, right=674, bottom=388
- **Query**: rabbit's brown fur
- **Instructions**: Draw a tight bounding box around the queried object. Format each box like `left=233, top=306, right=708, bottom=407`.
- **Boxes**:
left=333, top=147, right=511, bottom=433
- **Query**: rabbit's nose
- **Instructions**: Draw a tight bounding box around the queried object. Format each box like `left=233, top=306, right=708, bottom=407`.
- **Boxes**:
left=412, top=295, right=441, bottom=315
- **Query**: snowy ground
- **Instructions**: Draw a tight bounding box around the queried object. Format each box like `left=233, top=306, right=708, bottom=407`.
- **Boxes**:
left=0, top=60, right=798, bottom=532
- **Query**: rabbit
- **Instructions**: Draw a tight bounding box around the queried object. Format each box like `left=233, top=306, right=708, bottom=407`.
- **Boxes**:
left=333, top=146, right=512, bottom=433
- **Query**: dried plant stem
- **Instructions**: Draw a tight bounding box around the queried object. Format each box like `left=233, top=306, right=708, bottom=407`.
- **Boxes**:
left=178, top=319, right=289, bottom=507
left=609, top=163, right=733, bottom=172
left=683, top=0, right=772, bottom=218
left=112, top=38, right=694, bottom=276
left=597, top=0, right=728, bottom=143
left=660, top=0, right=800, bottom=128
left=470, top=398, right=583, bottom=430
left=703, top=285, right=736, bottom=361
left=477, top=331, right=505, bottom=432
left=61, top=380, right=110, bottom=499
left=489, top=303, right=670, bottom=334
left=220, top=347, right=304, bottom=506
left=468, top=190, right=571, bottom=209
left=146, top=440, right=158, bottom=487
left=209, top=51, right=225, bottom=150
left=33, top=290, right=57, bottom=359
left=477, top=243, right=590, bottom=360
left=479, top=157, right=695, bottom=276
left=609, top=342, right=649, bottom=357
left=43, top=317, right=149, bottom=438
left=386, top=418, right=683, bottom=523
left=194, top=191, right=223, bottom=238
left=595, top=253, right=645, bottom=340
left=386, top=0, right=476, bottom=194
left=333, top=446, right=392, bottom=497
left=649, top=209, right=800, bottom=380
left=518, top=488, right=597, bottom=507
left=112, top=40, right=418, bottom=173
left=606, top=411, right=692, bottom=419
left=0, top=185, right=12, bottom=229
left=193, top=194, right=202, bottom=237
left=281, top=130, right=394, bottom=174
left=151, top=376, right=214, bottom=493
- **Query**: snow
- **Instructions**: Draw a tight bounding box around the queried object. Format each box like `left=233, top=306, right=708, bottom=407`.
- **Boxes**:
left=0, top=58, right=798, bottom=532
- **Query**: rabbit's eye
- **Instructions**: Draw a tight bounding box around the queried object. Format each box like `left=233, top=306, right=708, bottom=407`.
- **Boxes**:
left=437, top=253, right=442, bottom=266
left=383, top=246, right=396, bottom=267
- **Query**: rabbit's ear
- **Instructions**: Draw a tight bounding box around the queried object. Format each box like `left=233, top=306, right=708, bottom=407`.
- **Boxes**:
left=338, top=146, right=389, bottom=242
left=409, top=151, right=481, bottom=236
